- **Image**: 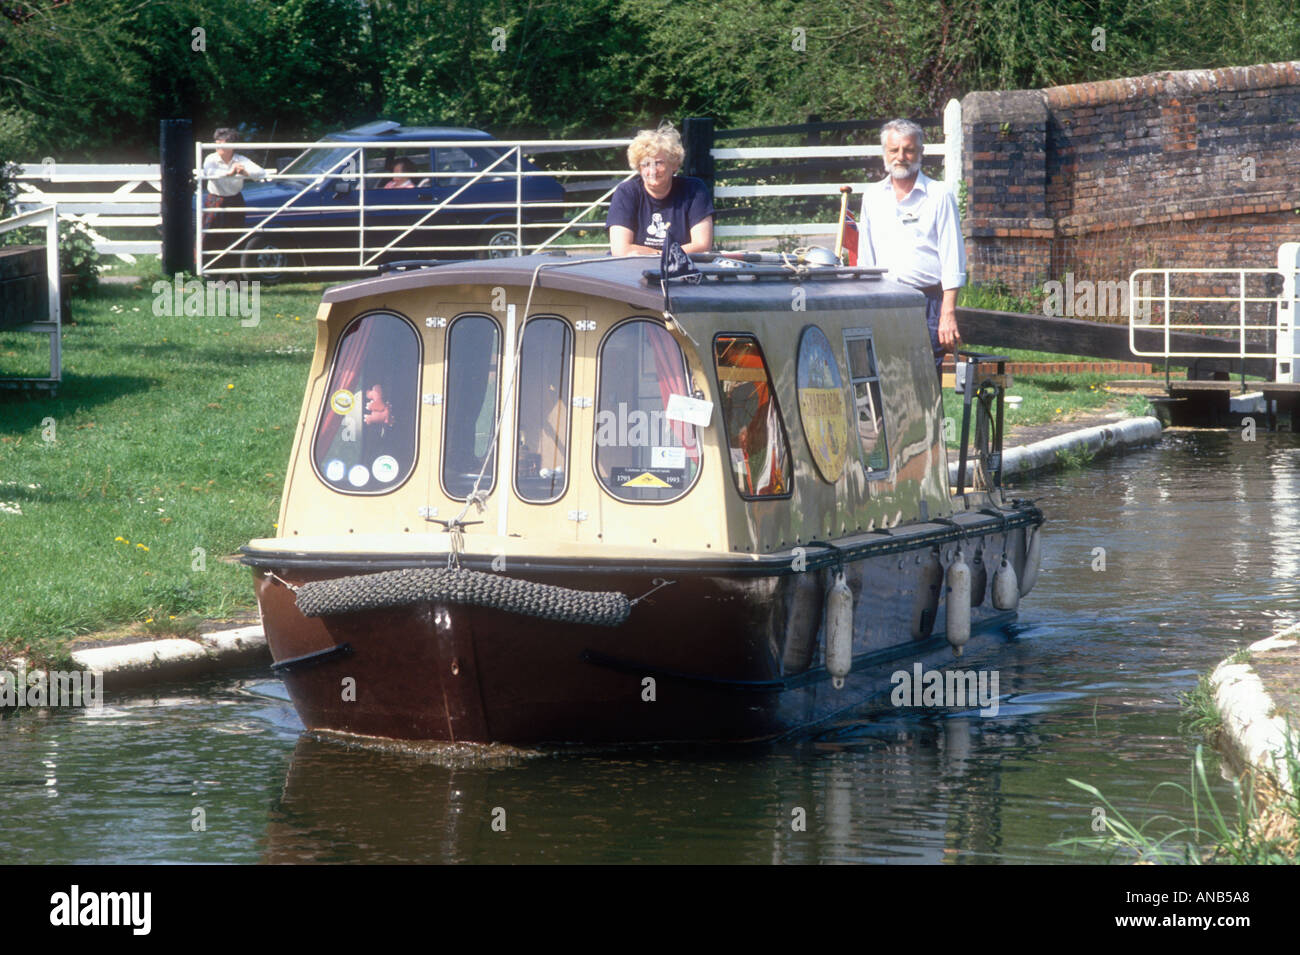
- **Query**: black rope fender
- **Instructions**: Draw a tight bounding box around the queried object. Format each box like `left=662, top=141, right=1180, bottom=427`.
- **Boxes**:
left=292, top=566, right=632, bottom=628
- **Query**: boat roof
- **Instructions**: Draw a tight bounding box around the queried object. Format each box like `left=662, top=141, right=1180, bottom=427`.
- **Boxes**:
left=320, top=253, right=925, bottom=314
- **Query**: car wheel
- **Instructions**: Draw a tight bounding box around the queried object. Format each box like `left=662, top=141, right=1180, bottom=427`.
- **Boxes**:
left=480, top=228, right=523, bottom=260
left=240, top=235, right=299, bottom=285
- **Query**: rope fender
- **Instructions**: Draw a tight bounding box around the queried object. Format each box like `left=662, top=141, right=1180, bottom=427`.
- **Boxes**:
left=293, top=566, right=632, bottom=627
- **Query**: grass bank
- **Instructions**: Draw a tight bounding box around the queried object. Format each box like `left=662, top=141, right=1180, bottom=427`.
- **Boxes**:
left=941, top=344, right=1157, bottom=449
left=0, top=276, right=323, bottom=665
left=1054, top=673, right=1299, bottom=864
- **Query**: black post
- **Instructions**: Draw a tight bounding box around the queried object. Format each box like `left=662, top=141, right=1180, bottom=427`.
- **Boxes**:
left=682, top=117, right=715, bottom=202
left=159, top=119, right=194, bottom=275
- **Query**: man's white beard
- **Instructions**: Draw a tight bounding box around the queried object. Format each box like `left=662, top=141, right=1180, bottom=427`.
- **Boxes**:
left=887, top=159, right=921, bottom=180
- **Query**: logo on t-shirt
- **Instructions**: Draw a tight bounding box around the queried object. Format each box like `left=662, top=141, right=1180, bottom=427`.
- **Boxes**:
left=646, top=213, right=670, bottom=244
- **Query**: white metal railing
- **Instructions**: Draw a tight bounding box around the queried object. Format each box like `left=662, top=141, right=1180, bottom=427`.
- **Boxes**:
left=194, top=138, right=633, bottom=277
left=11, top=163, right=159, bottom=261
left=1129, top=244, right=1300, bottom=382
left=713, top=99, right=963, bottom=240
left=0, top=205, right=62, bottom=387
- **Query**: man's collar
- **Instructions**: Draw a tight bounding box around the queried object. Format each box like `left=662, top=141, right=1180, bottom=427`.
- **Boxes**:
left=877, top=170, right=931, bottom=197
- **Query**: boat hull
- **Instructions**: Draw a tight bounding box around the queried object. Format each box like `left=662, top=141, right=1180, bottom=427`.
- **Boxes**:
left=248, top=512, right=1041, bottom=744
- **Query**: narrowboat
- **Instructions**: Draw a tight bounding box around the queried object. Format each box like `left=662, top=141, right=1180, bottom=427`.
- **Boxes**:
left=241, top=250, right=1044, bottom=744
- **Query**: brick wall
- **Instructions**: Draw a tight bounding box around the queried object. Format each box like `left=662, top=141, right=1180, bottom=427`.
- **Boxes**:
left=962, top=62, right=1300, bottom=311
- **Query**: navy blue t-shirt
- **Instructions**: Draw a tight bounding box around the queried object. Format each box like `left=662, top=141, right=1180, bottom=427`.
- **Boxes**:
left=605, top=176, right=714, bottom=250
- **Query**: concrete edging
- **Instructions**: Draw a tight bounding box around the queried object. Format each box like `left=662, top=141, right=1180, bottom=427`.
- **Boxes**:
left=949, top=415, right=1163, bottom=485
left=1211, top=625, right=1298, bottom=792
left=70, top=625, right=270, bottom=692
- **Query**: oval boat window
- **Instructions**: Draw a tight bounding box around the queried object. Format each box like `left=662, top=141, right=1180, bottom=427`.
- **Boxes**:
left=714, top=334, right=791, bottom=498
left=442, top=314, right=501, bottom=500
left=312, top=311, right=420, bottom=494
left=595, top=319, right=701, bottom=503
left=795, top=325, right=850, bottom=483
left=515, top=317, right=573, bottom=503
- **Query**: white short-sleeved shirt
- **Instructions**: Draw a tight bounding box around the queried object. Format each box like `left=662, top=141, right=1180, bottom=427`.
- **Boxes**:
left=857, top=171, right=966, bottom=291
left=203, top=152, right=265, bottom=196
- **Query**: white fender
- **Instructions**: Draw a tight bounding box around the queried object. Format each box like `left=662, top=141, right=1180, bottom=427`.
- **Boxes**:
left=992, top=553, right=1019, bottom=610
left=825, top=572, right=854, bottom=690
left=911, top=550, right=944, bottom=639
left=1020, top=525, right=1042, bottom=596
left=946, top=551, right=971, bottom=657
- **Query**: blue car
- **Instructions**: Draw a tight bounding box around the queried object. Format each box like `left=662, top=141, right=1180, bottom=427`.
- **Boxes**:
left=229, top=121, right=566, bottom=282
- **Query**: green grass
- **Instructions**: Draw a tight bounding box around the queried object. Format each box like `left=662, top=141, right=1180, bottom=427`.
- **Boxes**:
left=1056, top=744, right=1298, bottom=864
left=1056, top=678, right=1300, bottom=864
left=0, top=278, right=323, bottom=664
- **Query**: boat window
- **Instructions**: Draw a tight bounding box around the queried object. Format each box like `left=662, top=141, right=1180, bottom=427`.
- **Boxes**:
left=514, top=317, right=572, bottom=503
left=713, top=335, right=791, bottom=498
left=595, top=319, right=701, bottom=503
left=312, top=311, right=420, bottom=494
left=844, top=330, right=890, bottom=475
left=442, top=314, right=501, bottom=499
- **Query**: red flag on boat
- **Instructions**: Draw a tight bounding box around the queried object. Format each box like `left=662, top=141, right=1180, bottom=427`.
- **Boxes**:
left=841, top=209, right=858, bottom=266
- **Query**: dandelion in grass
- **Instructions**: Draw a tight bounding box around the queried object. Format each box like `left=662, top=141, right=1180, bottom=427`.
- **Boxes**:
left=226, top=383, right=234, bottom=390
left=136, top=543, right=149, bottom=551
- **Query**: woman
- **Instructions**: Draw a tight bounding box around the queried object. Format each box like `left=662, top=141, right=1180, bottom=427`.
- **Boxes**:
left=606, top=124, right=713, bottom=255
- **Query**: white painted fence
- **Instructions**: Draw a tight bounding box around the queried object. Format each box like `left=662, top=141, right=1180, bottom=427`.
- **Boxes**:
left=11, top=164, right=160, bottom=260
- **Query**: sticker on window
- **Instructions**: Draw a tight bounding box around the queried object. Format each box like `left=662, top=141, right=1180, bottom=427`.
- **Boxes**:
left=651, top=446, right=686, bottom=469
left=331, top=389, right=357, bottom=415
left=372, top=455, right=399, bottom=482
left=664, top=394, right=713, bottom=427
left=610, top=467, right=683, bottom=488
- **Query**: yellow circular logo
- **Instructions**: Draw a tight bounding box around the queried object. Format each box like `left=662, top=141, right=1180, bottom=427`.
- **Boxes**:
left=330, top=389, right=356, bottom=416
left=796, top=326, right=849, bottom=483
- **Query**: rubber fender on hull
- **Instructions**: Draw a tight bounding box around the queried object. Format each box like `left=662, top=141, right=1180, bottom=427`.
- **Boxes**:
left=911, top=549, right=944, bottom=640
left=992, top=553, right=1019, bottom=611
left=782, top=570, right=824, bottom=672
left=825, top=572, right=853, bottom=690
left=969, top=550, right=988, bottom=608
left=946, top=551, right=972, bottom=657
left=1020, top=525, right=1042, bottom=596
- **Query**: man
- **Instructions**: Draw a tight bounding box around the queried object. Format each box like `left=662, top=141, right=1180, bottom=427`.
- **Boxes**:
left=858, top=119, right=966, bottom=372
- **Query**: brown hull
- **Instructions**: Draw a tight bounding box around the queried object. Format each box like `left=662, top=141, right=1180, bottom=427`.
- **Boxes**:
left=248, top=514, right=1040, bottom=744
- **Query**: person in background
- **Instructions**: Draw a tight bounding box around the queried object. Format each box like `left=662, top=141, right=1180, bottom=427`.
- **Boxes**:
left=384, top=158, right=417, bottom=189
left=606, top=123, right=713, bottom=255
left=202, top=127, right=266, bottom=247
left=858, top=118, right=966, bottom=373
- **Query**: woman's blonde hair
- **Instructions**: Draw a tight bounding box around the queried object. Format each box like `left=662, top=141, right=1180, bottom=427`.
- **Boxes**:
left=627, top=122, right=685, bottom=171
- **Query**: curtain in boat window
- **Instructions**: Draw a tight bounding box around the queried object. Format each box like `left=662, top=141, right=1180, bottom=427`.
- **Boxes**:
left=595, top=319, right=700, bottom=503
left=312, top=312, right=419, bottom=493
left=442, top=315, right=501, bottom=499
left=714, top=335, right=790, bottom=497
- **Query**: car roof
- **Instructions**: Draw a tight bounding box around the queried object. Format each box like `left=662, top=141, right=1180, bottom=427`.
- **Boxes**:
left=325, top=121, right=495, bottom=143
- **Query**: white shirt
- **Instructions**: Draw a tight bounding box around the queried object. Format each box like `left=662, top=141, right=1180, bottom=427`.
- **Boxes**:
left=202, top=151, right=266, bottom=196
left=858, top=171, right=966, bottom=291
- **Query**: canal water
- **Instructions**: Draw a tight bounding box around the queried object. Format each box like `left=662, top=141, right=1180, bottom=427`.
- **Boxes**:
left=2, top=429, right=1296, bottom=864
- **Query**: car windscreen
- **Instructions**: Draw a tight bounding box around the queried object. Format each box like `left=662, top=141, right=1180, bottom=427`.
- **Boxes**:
left=279, top=146, right=357, bottom=180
